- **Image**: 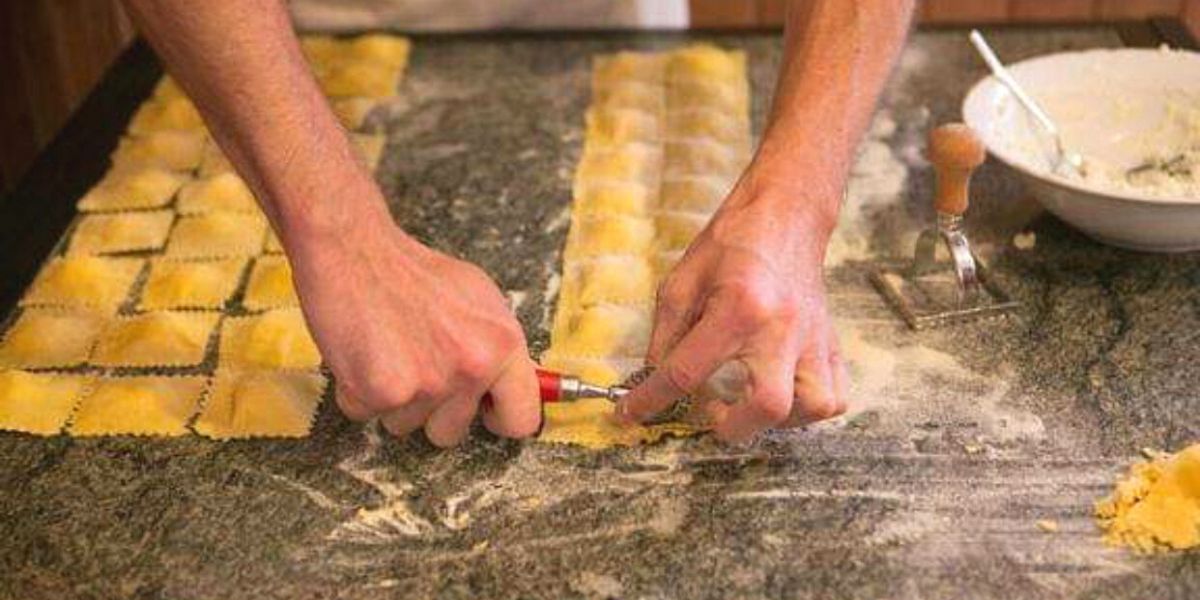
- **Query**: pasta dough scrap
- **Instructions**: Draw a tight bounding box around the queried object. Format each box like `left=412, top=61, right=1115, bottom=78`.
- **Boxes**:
left=91, top=311, right=220, bottom=367
left=138, top=258, right=246, bottom=310
left=128, top=97, right=205, bottom=134
left=176, top=173, right=260, bottom=214
left=0, top=370, right=91, bottom=436
left=220, top=309, right=321, bottom=369
left=78, top=168, right=187, bottom=212
left=69, top=376, right=205, bottom=437
left=193, top=369, right=326, bottom=439
left=166, top=213, right=267, bottom=258
left=0, top=309, right=107, bottom=368
left=68, top=210, right=175, bottom=254
left=574, top=181, right=653, bottom=217
left=243, top=256, right=298, bottom=310
left=22, top=256, right=142, bottom=310
left=111, top=130, right=207, bottom=171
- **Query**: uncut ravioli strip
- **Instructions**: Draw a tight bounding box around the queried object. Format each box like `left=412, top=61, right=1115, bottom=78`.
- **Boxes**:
left=0, top=309, right=107, bottom=368
left=70, top=376, right=206, bottom=437
left=0, top=371, right=92, bottom=436
left=194, top=369, right=326, bottom=439
left=540, top=44, right=751, bottom=448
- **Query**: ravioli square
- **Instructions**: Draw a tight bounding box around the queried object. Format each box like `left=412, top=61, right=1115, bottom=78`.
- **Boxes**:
left=316, top=63, right=401, bottom=98
left=243, top=256, right=298, bottom=310
left=193, top=369, right=326, bottom=439
left=574, top=181, right=653, bottom=217
left=177, top=173, right=260, bottom=214
left=653, top=212, right=709, bottom=252
left=166, top=213, right=267, bottom=258
left=127, top=97, right=205, bottom=134
left=220, top=309, right=321, bottom=369
left=554, top=304, right=651, bottom=358
left=0, top=371, right=91, bottom=435
left=576, top=143, right=662, bottom=184
left=564, top=257, right=655, bottom=307
left=110, top=130, right=206, bottom=172
left=22, top=256, right=143, bottom=310
left=565, top=216, right=655, bottom=259
left=198, top=142, right=233, bottom=177
left=586, top=107, right=661, bottom=146
left=91, top=312, right=220, bottom=367
left=346, top=34, right=411, bottom=69
left=659, top=176, right=730, bottom=213
left=77, top=168, right=187, bottom=212
left=666, top=45, right=746, bottom=84
left=352, top=133, right=386, bottom=170
left=138, top=258, right=246, bottom=310
left=332, top=97, right=377, bottom=130
left=69, top=375, right=206, bottom=437
left=0, top=309, right=107, bottom=368
left=68, top=210, right=175, bottom=255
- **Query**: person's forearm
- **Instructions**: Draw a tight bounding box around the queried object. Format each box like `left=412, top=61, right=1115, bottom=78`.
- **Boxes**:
left=745, top=0, right=914, bottom=230
left=122, top=0, right=391, bottom=251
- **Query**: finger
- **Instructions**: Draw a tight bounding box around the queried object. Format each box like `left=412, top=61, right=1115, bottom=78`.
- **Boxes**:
left=646, top=275, right=699, bottom=365
left=423, top=393, right=481, bottom=448
left=335, top=382, right=376, bottom=421
left=712, top=357, right=794, bottom=443
left=481, top=354, right=542, bottom=439
left=785, top=332, right=840, bottom=427
left=826, top=324, right=849, bottom=417
left=616, top=314, right=739, bottom=425
left=379, top=396, right=437, bottom=439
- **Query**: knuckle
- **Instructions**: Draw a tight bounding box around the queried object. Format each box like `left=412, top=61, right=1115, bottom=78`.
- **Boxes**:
left=662, top=359, right=704, bottom=394
left=454, top=348, right=496, bottom=385
left=358, top=368, right=415, bottom=410
left=753, top=384, right=793, bottom=425
left=656, top=278, right=690, bottom=314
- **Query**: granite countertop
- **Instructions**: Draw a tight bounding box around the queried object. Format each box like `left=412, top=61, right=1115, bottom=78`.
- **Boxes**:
left=3, top=27, right=1200, bottom=600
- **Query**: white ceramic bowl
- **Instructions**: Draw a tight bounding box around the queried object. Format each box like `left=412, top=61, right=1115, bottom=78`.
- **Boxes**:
left=962, top=47, right=1200, bottom=252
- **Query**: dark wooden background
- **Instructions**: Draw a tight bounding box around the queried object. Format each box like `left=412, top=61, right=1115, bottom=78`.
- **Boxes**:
left=2, top=0, right=1200, bottom=195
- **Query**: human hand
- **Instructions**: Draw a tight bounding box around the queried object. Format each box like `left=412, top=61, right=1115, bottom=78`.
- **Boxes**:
left=615, top=172, right=847, bottom=442
left=286, top=212, right=541, bottom=447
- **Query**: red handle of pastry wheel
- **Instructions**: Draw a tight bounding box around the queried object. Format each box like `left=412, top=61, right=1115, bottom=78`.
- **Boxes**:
left=480, top=368, right=563, bottom=411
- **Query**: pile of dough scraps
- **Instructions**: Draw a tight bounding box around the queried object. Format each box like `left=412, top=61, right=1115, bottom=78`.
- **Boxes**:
left=1095, top=443, right=1200, bottom=553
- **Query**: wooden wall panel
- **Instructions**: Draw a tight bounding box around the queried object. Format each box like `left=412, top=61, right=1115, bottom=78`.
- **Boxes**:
left=920, top=0, right=1011, bottom=23
left=1009, top=0, right=1096, bottom=21
left=0, top=0, right=133, bottom=193
left=1095, top=0, right=1183, bottom=18
left=1186, top=0, right=1200, bottom=38
left=689, top=0, right=759, bottom=28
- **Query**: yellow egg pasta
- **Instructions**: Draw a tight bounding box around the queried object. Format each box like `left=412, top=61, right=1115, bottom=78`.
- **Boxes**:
left=219, top=309, right=321, bottom=369
left=0, top=309, right=107, bottom=368
left=332, top=97, right=377, bottom=130
left=110, top=130, right=207, bottom=172
left=351, top=132, right=386, bottom=171
left=193, top=369, right=326, bottom=439
left=91, top=311, right=220, bottom=367
left=68, top=210, right=175, bottom=255
left=176, top=172, right=260, bottom=214
left=197, top=142, right=234, bottom=177
left=77, top=167, right=187, bottom=212
left=242, top=256, right=298, bottom=310
left=128, top=97, right=205, bottom=135
left=69, top=375, right=206, bottom=437
left=0, top=371, right=92, bottom=436
left=138, top=258, right=246, bottom=310
left=166, top=213, right=267, bottom=258
left=22, top=256, right=143, bottom=311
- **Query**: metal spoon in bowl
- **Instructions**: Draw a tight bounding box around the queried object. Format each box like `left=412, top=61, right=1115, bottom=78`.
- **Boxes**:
left=968, top=29, right=1087, bottom=177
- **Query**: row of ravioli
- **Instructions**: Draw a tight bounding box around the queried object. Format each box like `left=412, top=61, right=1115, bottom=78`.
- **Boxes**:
left=0, top=34, right=411, bottom=439
left=543, top=45, right=752, bottom=387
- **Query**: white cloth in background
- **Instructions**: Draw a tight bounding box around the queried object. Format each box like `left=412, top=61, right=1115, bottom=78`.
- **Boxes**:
left=290, top=0, right=689, bottom=31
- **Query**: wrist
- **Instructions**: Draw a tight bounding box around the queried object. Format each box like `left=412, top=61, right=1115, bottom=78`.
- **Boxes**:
left=730, top=152, right=843, bottom=240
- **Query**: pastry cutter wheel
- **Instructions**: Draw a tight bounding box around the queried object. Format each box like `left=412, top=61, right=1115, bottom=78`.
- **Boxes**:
left=869, top=122, right=1019, bottom=330
left=485, top=367, right=693, bottom=425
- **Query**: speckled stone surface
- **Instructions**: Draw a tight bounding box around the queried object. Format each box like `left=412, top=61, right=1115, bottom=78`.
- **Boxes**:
left=3, top=27, right=1200, bottom=599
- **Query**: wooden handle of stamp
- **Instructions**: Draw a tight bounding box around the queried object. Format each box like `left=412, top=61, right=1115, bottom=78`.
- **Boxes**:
left=928, top=123, right=986, bottom=217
